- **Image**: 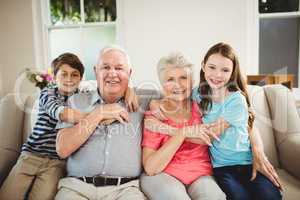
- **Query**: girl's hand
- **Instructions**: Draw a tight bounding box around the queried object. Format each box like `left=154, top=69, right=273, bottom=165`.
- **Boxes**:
left=207, top=118, right=230, bottom=141
left=125, top=87, right=139, bottom=112
left=251, top=149, right=283, bottom=191
left=207, top=123, right=221, bottom=141
left=149, top=99, right=167, bottom=120
left=181, top=125, right=212, bottom=146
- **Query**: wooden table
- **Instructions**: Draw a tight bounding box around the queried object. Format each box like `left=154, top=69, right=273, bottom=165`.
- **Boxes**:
left=247, top=74, right=295, bottom=89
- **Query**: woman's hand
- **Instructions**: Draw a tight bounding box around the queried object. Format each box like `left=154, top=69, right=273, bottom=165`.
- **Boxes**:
left=125, top=87, right=139, bottom=112
left=251, top=148, right=283, bottom=190
left=149, top=99, right=167, bottom=120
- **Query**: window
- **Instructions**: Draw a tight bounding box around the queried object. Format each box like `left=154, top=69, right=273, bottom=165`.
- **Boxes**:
left=258, top=0, right=300, bottom=87
left=44, top=0, right=117, bottom=80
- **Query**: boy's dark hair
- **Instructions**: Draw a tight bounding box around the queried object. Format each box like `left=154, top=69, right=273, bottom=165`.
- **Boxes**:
left=51, top=53, right=84, bottom=78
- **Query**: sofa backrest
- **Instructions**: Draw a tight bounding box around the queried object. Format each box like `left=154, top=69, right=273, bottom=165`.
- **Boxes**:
left=263, top=84, right=300, bottom=178
left=22, top=95, right=38, bottom=143
left=248, top=85, right=280, bottom=167
left=20, top=86, right=281, bottom=167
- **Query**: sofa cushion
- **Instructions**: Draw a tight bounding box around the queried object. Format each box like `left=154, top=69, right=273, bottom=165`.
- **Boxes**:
left=248, top=85, right=279, bottom=167
left=277, top=169, right=300, bottom=200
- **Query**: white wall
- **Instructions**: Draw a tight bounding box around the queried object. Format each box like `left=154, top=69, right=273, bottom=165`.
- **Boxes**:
left=117, top=0, right=256, bottom=89
left=0, top=0, right=36, bottom=96
left=0, top=0, right=258, bottom=96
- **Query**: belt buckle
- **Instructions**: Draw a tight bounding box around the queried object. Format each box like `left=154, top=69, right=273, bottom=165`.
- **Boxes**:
left=93, top=175, right=108, bottom=186
left=92, top=176, right=106, bottom=186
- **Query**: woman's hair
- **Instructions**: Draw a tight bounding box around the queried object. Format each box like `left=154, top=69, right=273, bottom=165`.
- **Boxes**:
left=157, top=52, right=193, bottom=84
left=199, top=42, right=255, bottom=130
left=51, top=53, right=85, bottom=78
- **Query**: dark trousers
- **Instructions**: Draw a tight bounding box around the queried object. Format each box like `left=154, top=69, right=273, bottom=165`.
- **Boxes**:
left=213, top=164, right=282, bottom=200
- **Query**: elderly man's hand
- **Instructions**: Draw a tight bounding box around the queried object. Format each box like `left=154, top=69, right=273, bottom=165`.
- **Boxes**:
left=96, top=103, right=130, bottom=124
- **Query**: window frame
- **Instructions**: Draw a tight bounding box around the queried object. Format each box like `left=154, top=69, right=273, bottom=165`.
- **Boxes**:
left=39, top=0, right=117, bottom=77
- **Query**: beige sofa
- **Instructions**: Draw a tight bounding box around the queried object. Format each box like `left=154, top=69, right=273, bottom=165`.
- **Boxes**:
left=1, top=84, right=300, bottom=199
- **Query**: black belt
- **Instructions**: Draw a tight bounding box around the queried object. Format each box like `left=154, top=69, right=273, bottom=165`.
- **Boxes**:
left=77, top=176, right=137, bottom=187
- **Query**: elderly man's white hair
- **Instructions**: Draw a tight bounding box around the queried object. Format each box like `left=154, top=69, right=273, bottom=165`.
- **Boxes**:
left=97, top=45, right=132, bottom=69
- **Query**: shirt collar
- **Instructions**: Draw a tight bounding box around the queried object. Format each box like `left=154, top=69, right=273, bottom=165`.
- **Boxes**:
left=90, top=89, right=125, bottom=105
left=55, top=87, right=79, bottom=102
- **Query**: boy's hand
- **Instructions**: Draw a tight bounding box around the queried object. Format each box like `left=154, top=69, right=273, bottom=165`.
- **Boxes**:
left=149, top=99, right=167, bottom=120
left=125, top=87, right=139, bottom=112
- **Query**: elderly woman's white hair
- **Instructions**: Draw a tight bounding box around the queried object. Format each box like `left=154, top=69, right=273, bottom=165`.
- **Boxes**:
left=97, top=45, right=132, bottom=69
left=157, top=52, right=193, bottom=84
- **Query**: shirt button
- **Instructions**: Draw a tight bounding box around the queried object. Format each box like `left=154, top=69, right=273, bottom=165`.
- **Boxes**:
left=108, top=135, right=111, bottom=138
left=105, top=151, right=109, bottom=155
left=102, top=171, right=106, bottom=175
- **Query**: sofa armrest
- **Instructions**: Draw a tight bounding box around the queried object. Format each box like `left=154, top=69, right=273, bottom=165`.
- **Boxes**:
left=0, top=94, right=25, bottom=185
left=278, top=134, right=300, bottom=179
left=0, top=148, right=20, bottom=185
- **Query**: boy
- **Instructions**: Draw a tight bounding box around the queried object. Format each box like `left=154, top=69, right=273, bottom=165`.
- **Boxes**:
left=0, top=53, right=85, bottom=200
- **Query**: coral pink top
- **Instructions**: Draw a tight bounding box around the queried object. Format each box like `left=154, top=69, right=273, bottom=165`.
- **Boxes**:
left=142, top=102, right=213, bottom=184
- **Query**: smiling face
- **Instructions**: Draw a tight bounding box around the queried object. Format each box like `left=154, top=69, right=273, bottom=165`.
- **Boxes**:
left=162, top=66, right=193, bottom=102
left=55, top=64, right=82, bottom=95
left=95, top=49, right=131, bottom=102
left=202, top=53, right=233, bottom=91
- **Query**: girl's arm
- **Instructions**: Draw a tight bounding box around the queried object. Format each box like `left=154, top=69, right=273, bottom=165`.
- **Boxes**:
left=144, top=116, right=212, bottom=145
left=147, top=98, right=228, bottom=141
left=249, top=126, right=282, bottom=189
left=142, top=130, right=186, bottom=176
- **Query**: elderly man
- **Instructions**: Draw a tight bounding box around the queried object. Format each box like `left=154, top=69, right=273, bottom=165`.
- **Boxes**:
left=55, top=46, right=150, bottom=200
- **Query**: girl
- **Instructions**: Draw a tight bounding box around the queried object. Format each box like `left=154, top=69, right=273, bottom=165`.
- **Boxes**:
left=193, top=42, right=281, bottom=200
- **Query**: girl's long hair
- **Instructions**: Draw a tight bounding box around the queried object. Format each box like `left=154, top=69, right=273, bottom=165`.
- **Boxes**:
left=199, top=42, right=255, bottom=130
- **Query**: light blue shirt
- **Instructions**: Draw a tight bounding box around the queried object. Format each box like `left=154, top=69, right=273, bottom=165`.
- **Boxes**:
left=192, top=87, right=252, bottom=168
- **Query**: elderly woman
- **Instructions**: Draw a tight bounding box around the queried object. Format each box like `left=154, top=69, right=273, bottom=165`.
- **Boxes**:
left=140, top=52, right=226, bottom=200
